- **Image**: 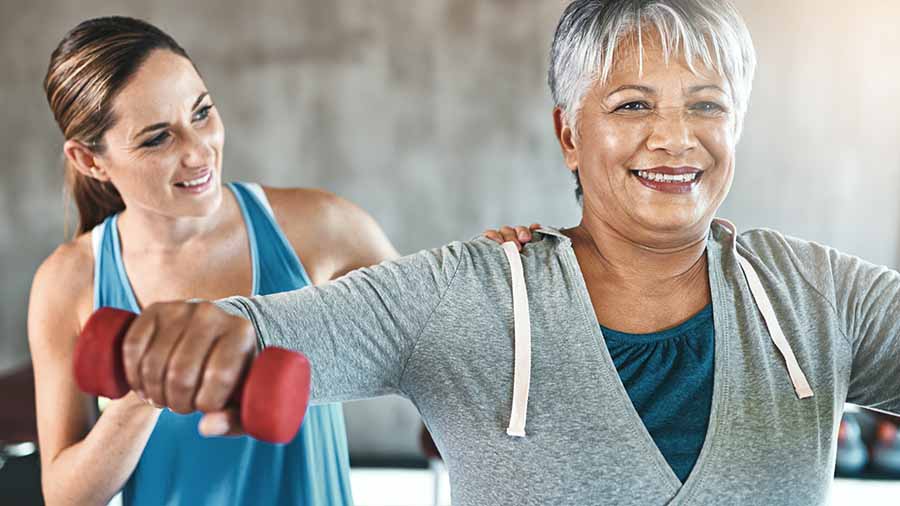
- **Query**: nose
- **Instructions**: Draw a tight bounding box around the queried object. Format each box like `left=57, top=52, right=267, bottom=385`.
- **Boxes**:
left=645, top=108, right=699, bottom=157
left=181, top=128, right=214, bottom=168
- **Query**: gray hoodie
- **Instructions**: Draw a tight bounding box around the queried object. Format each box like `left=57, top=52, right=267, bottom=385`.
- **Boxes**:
left=217, top=220, right=900, bottom=505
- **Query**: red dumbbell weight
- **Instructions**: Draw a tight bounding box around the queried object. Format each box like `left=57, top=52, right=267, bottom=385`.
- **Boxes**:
left=73, top=306, right=311, bottom=444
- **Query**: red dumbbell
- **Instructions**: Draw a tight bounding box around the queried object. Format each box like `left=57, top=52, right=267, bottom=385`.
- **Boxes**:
left=73, top=306, right=311, bottom=444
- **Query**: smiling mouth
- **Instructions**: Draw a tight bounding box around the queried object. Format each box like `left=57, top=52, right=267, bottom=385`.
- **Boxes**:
left=629, top=168, right=704, bottom=193
left=174, top=171, right=212, bottom=188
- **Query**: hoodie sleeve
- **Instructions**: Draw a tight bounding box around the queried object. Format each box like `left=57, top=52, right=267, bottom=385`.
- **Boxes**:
left=827, top=248, right=900, bottom=413
left=767, top=231, right=900, bottom=413
left=215, top=242, right=465, bottom=404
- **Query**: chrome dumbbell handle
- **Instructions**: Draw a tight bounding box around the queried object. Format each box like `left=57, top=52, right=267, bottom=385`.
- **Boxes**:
left=0, top=441, right=37, bottom=471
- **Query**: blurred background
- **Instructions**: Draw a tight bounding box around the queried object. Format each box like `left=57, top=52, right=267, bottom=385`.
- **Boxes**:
left=2, top=0, right=900, bottom=504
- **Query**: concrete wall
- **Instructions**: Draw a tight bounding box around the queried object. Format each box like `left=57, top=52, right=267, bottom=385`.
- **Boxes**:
left=2, top=0, right=899, bottom=459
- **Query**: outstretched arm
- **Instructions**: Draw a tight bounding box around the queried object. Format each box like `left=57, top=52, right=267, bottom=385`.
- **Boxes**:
left=118, top=242, right=468, bottom=436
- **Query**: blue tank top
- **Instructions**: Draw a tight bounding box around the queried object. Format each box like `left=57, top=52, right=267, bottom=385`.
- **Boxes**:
left=600, top=304, right=715, bottom=484
left=91, top=182, right=354, bottom=505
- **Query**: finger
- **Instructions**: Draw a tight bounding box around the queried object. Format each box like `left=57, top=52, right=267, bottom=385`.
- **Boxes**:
left=121, top=308, right=161, bottom=398
left=500, top=226, right=524, bottom=251
left=514, top=226, right=532, bottom=242
left=500, top=226, right=518, bottom=244
left=194, top=321, right=256, bottom=414
left=118, top=390, right=160, bottom=410
left=530, top=223, right=542, bottom=230
left=483, top=230, right=503, bottom=244
left=165, top=304, right=225, bottom=414
left=198, top=409, right=244, bottom=437
left=141, top=307, right=192, bottom=408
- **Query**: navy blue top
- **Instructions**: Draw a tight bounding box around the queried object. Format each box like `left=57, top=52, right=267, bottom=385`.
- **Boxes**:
left=600, top=304, right=715, bottom=483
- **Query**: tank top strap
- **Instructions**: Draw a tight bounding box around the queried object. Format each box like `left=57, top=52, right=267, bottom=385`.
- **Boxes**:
left=91, top=214, right=140, bottom=313
left=228, top=182, right=313, bottom=294
left=90, top=221, right=104, bottom=308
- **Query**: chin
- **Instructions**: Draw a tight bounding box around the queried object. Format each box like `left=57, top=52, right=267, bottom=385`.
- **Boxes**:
left=182, top=188, right=223, bottom=218
left=635, top=207, right=708, bottom=235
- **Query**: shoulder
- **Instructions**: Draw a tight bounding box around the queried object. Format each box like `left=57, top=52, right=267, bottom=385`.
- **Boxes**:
left=428, top=233, right=559, bottom=279
left=730, top=227, right=828, bottom=287
left=735, top=227, right=822, bottom=266
left=260, top=185, right=373, bottom=234
left=32, top=234, right=94, bottom=298
left=736, top=227, right=846, bottom=276
left=732, top=226, right=892, bottom=307
left=260, top=185, right=341, bottom=217
left=29, top=233, right=95, bottom=343
left=258, top=185, right=397, bottom=282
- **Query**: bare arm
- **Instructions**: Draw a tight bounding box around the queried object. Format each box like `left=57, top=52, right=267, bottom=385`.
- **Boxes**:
left=28, top=242, right=160, bottom=505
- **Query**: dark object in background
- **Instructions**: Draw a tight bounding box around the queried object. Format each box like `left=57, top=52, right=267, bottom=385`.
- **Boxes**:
left=0, top=364, right=44, bottom=504
left=1, top=450, right=43, bottom=505
left=869, top=413, right=900, bottom=477
left=835, top=412, right=868, bottom=476
left=836, top=409, right=900, bottom=480
left=419, top=424, right=441, bottom=460
left=0, top=365, right=38, bottom=442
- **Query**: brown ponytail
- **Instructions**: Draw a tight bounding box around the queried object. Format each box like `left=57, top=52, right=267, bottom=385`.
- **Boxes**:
left=44, top=16, right=192, bottom=237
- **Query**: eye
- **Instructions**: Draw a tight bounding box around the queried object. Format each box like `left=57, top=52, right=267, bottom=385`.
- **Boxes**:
left=192, top=104, right=213, bottom=123
left=615, top=101, right=651, bottom=112
left=691, top=101, right=727, bottom=115
left=141, top=131, right=170, bottom=148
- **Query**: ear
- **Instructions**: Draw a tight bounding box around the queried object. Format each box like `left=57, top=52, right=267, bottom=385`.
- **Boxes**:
left=553, top=107, right=579, bottom=174
left=63, top=139, right=111, bottom=182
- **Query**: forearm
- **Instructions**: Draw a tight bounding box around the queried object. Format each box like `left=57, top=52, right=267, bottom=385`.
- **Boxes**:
left=42, top=393, right=160, bottom=506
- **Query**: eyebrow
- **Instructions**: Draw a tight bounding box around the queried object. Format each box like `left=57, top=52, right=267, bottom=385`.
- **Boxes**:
left=133, top=92, right=210, bottom=139
left=606, top=84, right=729, bottom=99
left=606, top=85, right=656, bottom=98
left=687, top=84, right=728, bottom=95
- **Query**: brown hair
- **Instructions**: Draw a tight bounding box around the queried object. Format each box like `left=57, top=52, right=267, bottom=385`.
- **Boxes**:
left=44, top=16, right=192, bottom=237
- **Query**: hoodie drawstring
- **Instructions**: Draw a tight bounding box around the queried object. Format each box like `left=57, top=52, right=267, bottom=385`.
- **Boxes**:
left=502, top=242, right=532, bottom=438
left=713, top=218, right=814, bottom=399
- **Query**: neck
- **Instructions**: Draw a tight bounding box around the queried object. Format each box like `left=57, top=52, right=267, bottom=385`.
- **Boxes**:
left=566, top=215, right=710, bottom=297
left=116, top=197, right=229, bottom=255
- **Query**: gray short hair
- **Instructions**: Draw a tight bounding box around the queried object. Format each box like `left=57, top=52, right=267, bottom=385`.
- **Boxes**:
left=549, top=0, right=757, bottom=140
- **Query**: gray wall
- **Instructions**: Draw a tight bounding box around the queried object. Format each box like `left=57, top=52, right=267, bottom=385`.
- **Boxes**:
left=2, top=0, right=899, bottom=459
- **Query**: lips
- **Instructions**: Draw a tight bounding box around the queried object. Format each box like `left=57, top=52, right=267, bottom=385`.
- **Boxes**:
left=630, top=166, right=704, bottom=193
left=174, top=169, right=212, bottom=188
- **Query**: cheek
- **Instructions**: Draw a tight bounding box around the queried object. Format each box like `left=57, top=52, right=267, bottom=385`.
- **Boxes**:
left=694, top=116, right=733, bottom=156
left=704, top=118, right=736, bottom=159
left=207, top=116, right=225, bottom=150
left=581, top=120, right=647, bottom=176
left=698, top=126, right=737, bottom=204
left=107, top=150, right=176, bottom=195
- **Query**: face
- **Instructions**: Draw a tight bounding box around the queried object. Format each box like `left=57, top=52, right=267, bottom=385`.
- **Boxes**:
left=557, top=35, right=738, bottom=247
left=93, top=49, right=225, bottom=219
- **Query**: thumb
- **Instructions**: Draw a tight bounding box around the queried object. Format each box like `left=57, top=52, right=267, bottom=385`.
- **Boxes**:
left=199, top=409, right=245, bottom=438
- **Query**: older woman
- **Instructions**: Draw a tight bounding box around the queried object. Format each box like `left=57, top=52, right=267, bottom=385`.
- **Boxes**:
left=95, top=1, right=900, bottom=504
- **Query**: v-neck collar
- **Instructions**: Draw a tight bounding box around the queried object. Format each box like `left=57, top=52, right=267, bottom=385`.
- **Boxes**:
left=553, top=224, right=733, bottom=499
left=109, top=184, right=259, bottom=312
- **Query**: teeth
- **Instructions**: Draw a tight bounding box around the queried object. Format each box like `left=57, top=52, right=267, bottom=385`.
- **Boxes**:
left=178, top=172, right=212, bottom=187
left=636, top=170, right=699, bottom=183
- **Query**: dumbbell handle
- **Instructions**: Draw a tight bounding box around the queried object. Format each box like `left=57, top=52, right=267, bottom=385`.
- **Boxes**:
left=73, top=307, right=311, bottom=443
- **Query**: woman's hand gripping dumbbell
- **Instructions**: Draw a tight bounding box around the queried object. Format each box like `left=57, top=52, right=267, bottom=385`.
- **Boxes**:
left=73, top=302, right=311, bottom=444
